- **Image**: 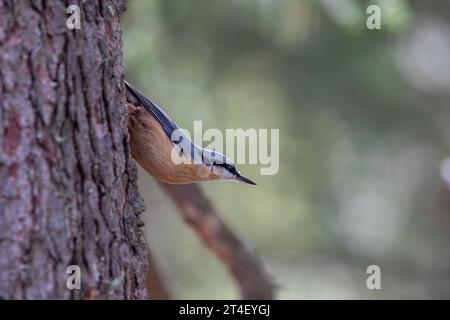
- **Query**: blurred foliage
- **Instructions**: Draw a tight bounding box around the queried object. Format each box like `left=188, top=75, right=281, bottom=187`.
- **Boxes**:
left=123, top=0, right=450, bottom=299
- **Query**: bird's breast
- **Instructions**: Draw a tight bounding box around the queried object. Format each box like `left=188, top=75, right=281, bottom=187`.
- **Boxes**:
left=127, top=104, right=216, bottom=184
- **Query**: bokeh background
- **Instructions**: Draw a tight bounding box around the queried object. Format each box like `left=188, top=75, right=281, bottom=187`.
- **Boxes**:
left=122, top=0, right=450, bottom=299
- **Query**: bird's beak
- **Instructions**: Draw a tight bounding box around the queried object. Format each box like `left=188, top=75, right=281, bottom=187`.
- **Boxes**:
left=236, top=173, right=257, bottom=185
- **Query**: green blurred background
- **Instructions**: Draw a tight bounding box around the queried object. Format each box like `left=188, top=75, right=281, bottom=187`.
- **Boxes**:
left=122, top=0, right=450, bottom=299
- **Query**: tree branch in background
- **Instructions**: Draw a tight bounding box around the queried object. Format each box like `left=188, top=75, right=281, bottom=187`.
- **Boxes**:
left=147, top=250, right=172, bottom=300
left=159, top=183, right=275, bottom=299
left=439, top=157, right=450, bottom=218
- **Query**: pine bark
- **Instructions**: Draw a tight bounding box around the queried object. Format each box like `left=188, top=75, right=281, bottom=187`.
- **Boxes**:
left=0, top=0, right=148, bottom=299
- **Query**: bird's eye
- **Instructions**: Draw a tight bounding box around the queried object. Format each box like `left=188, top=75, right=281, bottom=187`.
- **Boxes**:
left=172, top=136, right=183, bottom=144
left=216, top=163, right=236, bottom=175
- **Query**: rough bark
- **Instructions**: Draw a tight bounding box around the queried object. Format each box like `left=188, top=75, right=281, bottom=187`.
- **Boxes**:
left=0, top=0, right=148, bottom=299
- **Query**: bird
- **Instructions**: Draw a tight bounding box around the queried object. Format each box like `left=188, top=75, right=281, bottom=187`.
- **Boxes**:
left=124, top=81, right=256, bottom=185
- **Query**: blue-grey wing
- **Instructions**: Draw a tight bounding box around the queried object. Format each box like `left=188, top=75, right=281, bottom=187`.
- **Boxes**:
left=125, top=80, right=198, bottom=160
left=125, top=80, right=179, bottom=139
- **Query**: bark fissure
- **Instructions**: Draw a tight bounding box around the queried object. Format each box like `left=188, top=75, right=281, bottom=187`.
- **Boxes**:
left=0, top=0, right=148, bottom=299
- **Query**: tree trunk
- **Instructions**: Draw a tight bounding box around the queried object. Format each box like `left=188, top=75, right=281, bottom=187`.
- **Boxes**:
left=0, top=0, right=148, bottom=299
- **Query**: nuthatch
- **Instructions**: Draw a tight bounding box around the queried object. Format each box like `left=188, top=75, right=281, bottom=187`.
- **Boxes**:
left=125, top=81, right=256, bottom=185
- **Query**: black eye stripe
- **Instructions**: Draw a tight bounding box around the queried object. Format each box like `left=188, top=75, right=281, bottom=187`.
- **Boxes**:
left=217, top=163, right=237, bottom=174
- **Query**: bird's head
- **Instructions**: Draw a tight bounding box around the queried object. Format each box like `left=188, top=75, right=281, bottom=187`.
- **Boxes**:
left=200, top=149, right=256, bottom=185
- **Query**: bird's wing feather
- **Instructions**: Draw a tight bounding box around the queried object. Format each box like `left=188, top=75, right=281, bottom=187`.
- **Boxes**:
left=125, top=80, right=199, bottom=161
left=125, top=80, right=179, bottom=139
